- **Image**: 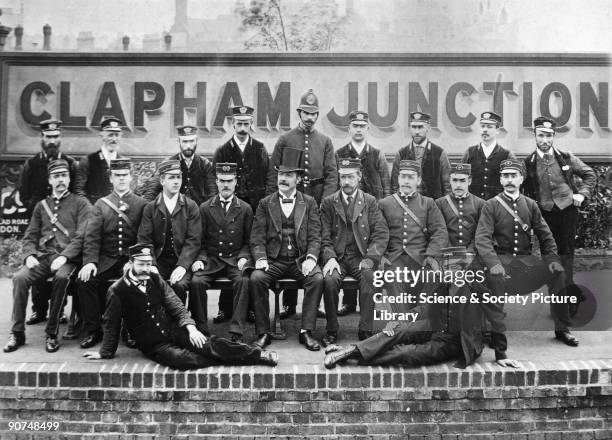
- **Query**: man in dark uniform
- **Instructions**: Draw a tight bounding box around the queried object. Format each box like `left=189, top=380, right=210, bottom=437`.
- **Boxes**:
left=189, top=163, right=256, bottom=343
left=83, top=244, right=278, bottom=369
left=3, top=160, right=91, bottom=353
left=522, top=116, right=596, bottom=301
left=250, top=148, right=325, bottom=351
left=17, top=119, right=77, bottom=326
left=77, top=159, right=147, bottom=349
left=137, top=160, right=202, bottom=310
left=334, top=110, right=390, bottom=317
left=320, top=158, right=389, bottom=345
left=75, top=117, right=125, bottom=205
left=211, top=106, right=269, bottom=324
left=142, top=125, right=217, bottom=206
left=476, top=159, right=571, bottom=361
left=391, top=112, right=450, bottom=200
left=461, top=111, right=515, bottom=201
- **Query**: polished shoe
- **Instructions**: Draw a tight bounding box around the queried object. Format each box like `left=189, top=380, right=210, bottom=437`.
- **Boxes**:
left=337, top=304, right=356, bottom=317
left=324, top=344, right=342, bottom=354
left=259, top=350, right=279, bottom=367
left=3, top=333, right=25, bottom=353
left=317, top=308, right=327, bottom=319
left=59, top=313, right=68, bottom=324
left=254, top=333, right=272, bottom=349
left=247, top=310, right=256, bottom=323
left=230, top=333, right=244, bottom=343
left=357, top=330, right=373, bottom=341
left=45, top=335, right=60, bottom=353
left=212, top=310, right=231, bottom=324
left=298, top=331, right=320, bottom=351
left=26, top=312, right=47, bottom=325
left=320, top=332, right=337, bottom=347
left=279, top=305, right=296, bottom=320
left=79, top=331, right=103, bottom=349
left=324, top=345, right=357, bottom=369
left=555, top=331, right=579, bottom=347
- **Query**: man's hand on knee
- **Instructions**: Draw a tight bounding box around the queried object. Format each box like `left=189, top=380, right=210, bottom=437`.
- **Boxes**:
left=50, top=256, right=67, bottom=272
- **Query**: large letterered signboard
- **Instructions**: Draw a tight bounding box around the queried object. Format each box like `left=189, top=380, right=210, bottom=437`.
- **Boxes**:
left=1, top=53, right=610, bottom=159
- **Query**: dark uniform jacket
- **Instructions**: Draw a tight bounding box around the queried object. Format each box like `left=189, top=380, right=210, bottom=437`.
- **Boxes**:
left=196, top=195, right=253, bottom=274
left=18, top=151, right=78, bottom=212
left=75, top=150, right=125, bottom=204
left=378, top=193, right=448, bottom=264
left=435, top=193, right=486, bottom=252
left=22, top=192, right=91, bottom=262
left=82, top=191, right=148, bottom=273
left=213, top=136, right=269, bottom=212
left=137, top=193, right=202, bottom=270
left=391, top=141, right=450, bottom=199
left=475, top=193, right=560, bottom=269
left=335, top=143, right=391, bottom=200
left=266, top=126, right=338, bottom=203
left=142, top=154, right=217, bottom=206
left=99, top=272, right=195, bottom=358
left=320, top=189, right=389, bottom=265
left=250, top=191, right=321, bottom=263
left=462, top=144, right=514, bottom=200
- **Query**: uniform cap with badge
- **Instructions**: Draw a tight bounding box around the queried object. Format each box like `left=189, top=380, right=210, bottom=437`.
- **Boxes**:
left=110, top=158, right=132, bottom=171
left=398, top=159, right=421, bottom=175
left=157, top=160, right=182, bottom=175
left=500, top=159, right=525, bottom=175
left=275, top=147, right=304, bottom=173
left=215, top=162, right=238, bottom=177
left=47, top=159, right=70, bottom=175
left=40, top=119, right=62, bottom=136
left=480, top=111, right=502, bottom=127
left=100, top=116, right=123, bottom=132
left=232, top=105, right=254, bottom=121
left=297, top=89, right=319, bottom=114
left=338, top=157, right=362, bottom=175
left=349, top=110, right=369, bottom=125
left=533, top=116, right=556, bottom=133
left=177, top=125, right=198, bottom=140
left=129, top=244, right=154, bottom=261
left=409, top=112, right=432, bottom=124
left=450, top=162, right=472, bottom=176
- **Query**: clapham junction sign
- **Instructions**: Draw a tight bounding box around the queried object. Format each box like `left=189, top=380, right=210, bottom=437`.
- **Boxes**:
left=0, top=53, right=610, bottom=159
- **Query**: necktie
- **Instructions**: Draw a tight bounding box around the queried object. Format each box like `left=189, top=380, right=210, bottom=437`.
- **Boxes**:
left=221, top=200, right=229, bottom=211
left=544, top=153, right=552, bottom=161
left=282, top=198, right=293, bottom=204
left=346, top=195, right=353, bottom=205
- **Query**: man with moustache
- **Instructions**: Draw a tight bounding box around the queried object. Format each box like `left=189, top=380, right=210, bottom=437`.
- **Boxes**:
left=83, top=244, right=278, bottom=369
left=267, top=89, right=337, bottom=319
left=137, top=160, right=202, bottom=316
left=334, top=110, right=390, bottom=317
left=77, top=159, right=147, bottom=349
left=189, top=163, right=256, bottom=343
left=4, top=160, right=91, bottom=353
left=320, top=158, right=389, bottom=345
left=211, top=106, right=269, bottom=324
left=391, top=112, right=451, bottom=200
left=17, top=119, right=77, bottom=326
left=143, top=125, right=217, bottom=206
left=75, top=117, right=126, bottom=205
left=476, top=159, right=570, bottom=362
left=250, top=148, right=325, bottom=351
left=461, top=111, right=515, bottom=201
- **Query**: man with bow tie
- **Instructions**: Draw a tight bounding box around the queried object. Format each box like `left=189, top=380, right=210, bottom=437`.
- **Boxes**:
left=137, top=160, right=202, bottom=322
left=250, top=147, right=325, bottom=351
left=189, top=163, right=256, bottom=342
left=77, top=159, right=147, bottom=349
left=320, top=158, right=389, bottom=345
left=83, top=244, right=278, bottom=369
left=4, top=160, right=91, bottom=353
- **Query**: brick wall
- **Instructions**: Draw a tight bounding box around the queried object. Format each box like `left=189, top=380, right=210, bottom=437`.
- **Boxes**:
left=1, top=360, right=611, bottom=439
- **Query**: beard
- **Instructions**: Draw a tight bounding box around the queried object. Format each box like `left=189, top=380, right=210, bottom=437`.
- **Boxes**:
left=43, top=144, right=59, bottom=159
left=181, top=148, right=195, bottom=157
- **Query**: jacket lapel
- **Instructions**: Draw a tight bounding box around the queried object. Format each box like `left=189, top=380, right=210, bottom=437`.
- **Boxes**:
left=171, top=194, right=185, bottom=217
left=267, top=192, right=282, bottom=233
left=226, top=196, right=241, bottom=222
left=294, top=192, right=307, bottom=234
left=209, top=196, right=227, bottom=226
left=352, top=190, right=366, bottom=223
left=332, top=191, right=347, bottom=224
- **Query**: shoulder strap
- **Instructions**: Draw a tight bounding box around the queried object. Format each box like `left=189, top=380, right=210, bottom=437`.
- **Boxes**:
left=444, top=194, right=460, bottom=217
left=100, top=197, right=134, bottom=230
left=41, top=200, right=70, bottom=237
left=494, top=196, right=530, bottom=233
left=392, top=193, right=428, bottom=235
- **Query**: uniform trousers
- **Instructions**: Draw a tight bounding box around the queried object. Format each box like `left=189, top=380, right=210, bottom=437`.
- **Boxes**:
left=541, top=205, right=578, bottom=287
left=156, top=255, right=192, bottom=303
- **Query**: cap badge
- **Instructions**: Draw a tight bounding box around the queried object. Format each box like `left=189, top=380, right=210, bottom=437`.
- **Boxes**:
left=483, top=112, right=491, bottom=119
left=184, top=127, right=193, bottom=134
left=306, top=94, right=315, bottom=105
left=142, top=248, right=150, bottom=255
left=543, top=121, right=552, bottom=128
left=239, top=106, right=247, bottom=114
left=356, top=113, right=364, bottom=120
left=48, top=123, right=57, bottom=130
left=109, top=121, right=119, bottom=128
left=222, top=165, right=230, bottom=172
left=414, top=113, right=422, bottom=120
left=456, top=164, right=463, bottom=170
left=342, top=159, right=350, bottom=166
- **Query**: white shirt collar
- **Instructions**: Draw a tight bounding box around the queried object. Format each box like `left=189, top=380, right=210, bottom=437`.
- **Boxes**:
left=163, top=191, right=180, bottom=212
left=413, top=139, right=428, bottom=148
left=219, top=194, right=233, bottom=204
left=115, top=189, right=130, bottom=198
left=480, top=142, right=496, bottom=158
left=503, top=191, right=520, bottom=201
left=53, top=189, right=69, bottom=200
left=279, top=189, right=297, bottom=200
left=233, top=134, right=249, bottom=150
left=101, top=146, right=117, bottom=163
left=536, top=147, right=556, bottom=159
left=342, top=188, right=358, bottom=203
left=351, top=141, right=366, bottom=155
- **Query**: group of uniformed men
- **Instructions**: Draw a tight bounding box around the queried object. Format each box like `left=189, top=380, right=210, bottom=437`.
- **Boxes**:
left=3, top=88, right=596, bottom=371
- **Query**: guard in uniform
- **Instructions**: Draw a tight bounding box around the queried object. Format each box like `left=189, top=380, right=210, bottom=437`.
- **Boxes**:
left=75, top=117, right=125, bottom=204
left=137, top=160, right=202, bottom=308
left=522, top=116, right=596, bottom=298
left=77, top=159, right=147, bottom=349
left=83, top=244, right=278, bottom=370
left=334, top=110, right=390, bottom=317
left=266, top=89, right=337, bottom=318
left=142, top=125, right=217, bottom=206
left=3, top=160, right=91, bottom=353
left=250, top=148, right=325, bottom=351
left=211, top=106, right=269, bottom=324
left=461, top=111, right=515, bottom=200
left=391, top=112, right=451, bottom=199
left=17, top=119, right=77, bottom=326
left=476, top=159, right=572, bottom=361
left=189, top=163, right=255, bottom=341
left=320, top=158, right=389, bottom=345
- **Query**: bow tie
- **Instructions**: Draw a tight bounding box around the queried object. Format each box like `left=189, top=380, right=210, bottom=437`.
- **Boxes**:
left=134, top=280, right=147, bottom=288
left=282, top=198, right=294, bottom=204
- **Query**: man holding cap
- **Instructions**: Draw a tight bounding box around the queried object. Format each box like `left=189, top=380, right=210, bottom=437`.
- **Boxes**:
left=461, top=111, right=515, bottom=201
left=137, top=160, right=202, bottom=316
left=83, top=244, right=278, bottom=369
left=391, top=112, right=451, bottom=200
left=143, top=125, right=217, bottom=206
left=77, top=159, right=148, bottom=349
left=320, top=158, right=389, bottom=345
left=4, top=159, right=91, bottom=353
left=76, top=116, right=126, bottom=204
left=522, top=116, right=596, bottom=304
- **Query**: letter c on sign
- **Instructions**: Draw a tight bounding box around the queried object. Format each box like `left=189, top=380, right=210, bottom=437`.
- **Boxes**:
left=20, top=82, right=52, bottom=126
